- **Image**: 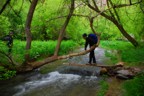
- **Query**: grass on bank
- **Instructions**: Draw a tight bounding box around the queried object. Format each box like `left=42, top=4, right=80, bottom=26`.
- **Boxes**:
left=100, top=40, right=144, bottom=96
left=0, top=40, right=78, bottom=80
left=91, top=40, right=144, bottom=96
left=100, top=40, right=144, bottom=65
left=122, top=71, right=144, bottom=96
left=0, top=40, right=78, bottom=64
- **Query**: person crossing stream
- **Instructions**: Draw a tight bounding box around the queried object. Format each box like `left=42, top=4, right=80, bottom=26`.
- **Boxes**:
left=0, top=47, right=111, bottom=96
left=0, top=47, right=138, bottom=96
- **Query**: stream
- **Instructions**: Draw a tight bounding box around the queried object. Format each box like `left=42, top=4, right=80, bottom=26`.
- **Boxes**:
left=0, top=48, right=114, bottom=96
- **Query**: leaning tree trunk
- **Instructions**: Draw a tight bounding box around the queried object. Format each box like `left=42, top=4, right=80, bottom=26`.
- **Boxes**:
left=24, top=0, right=38, bottom=63
left=18, top=45, right=96, bottom=72
left=100, top=11, right=139, bottom=47
left=54, top=0, right=75, bottom=56
left=17, top=33, right=100, bottom=72
left=87, top=0, right=139, bottom=47
left=19, top=38, right=100, bottom=71
left=108, top=0, right=138, bottom=47
left=112, top=19, right=138, bottom=47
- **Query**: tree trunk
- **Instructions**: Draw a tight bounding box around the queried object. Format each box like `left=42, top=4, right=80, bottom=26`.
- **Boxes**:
left=101, top=13, right=138, bottom=47
left=54, top=0, right=75, bottom=56
left=87, top=1, right=139, bottom=47
left=24, top=0, right=38, bottom=62
left=112, top=19, right=138, bottom=47
left=18, top=36, right=100, bottom=72
left=23, top=42, right=99, bottom=70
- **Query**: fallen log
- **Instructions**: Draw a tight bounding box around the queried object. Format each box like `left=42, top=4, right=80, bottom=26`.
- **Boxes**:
left=63, top=63, right=123, bottom=68
left=64, top=62, right=142, bottom=80
left=25, top=36, right=101, bottom=70
left=63, top=63, right=123, bottom=76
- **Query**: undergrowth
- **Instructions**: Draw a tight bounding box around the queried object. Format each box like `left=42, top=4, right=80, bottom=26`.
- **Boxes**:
left=101, top=40, right=144, bottom=96
left=122, top=71, right=144, bottom=96
left=100, top=40, right=144, bottom=65
left=0, top=40, right=78, bottom=64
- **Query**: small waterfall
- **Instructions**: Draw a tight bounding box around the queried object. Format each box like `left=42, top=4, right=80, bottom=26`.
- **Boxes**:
left=0, top=47, right=112, bottom=96
left=13, top=71, right=81, bottom=96
left=13, top=71, right=98, bottom=96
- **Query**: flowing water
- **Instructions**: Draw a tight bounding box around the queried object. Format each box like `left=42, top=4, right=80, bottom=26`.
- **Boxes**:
left=0, top=48, right=114, bottom=96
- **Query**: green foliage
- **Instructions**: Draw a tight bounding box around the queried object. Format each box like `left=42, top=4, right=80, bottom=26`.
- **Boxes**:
left=100, top=41, right=133, bottom=64
left=0, top=0, right=143, bottom=42
left=0, top=15, right=11, bottom=38
left=1, top=0, right=28, bottom=40
left=95, top=17, right=121, bottom=40
left=118, top=3, right=144, bottom=41
left=0, top=41, right=11, bottom=64
left=59, top=40, right=78, bottom=55
left=31, top=0, right=65, bottom=40
left=122, top=45, right=144, bottom=63
left=0, top=40, right=78, bottom=64
left=12, top=40, right=26, bottom=63
left=66, top=17, right=90, bottom=42
left=30, top=40, right=56, bottom=59
left=123, top=72, right=144, bottom=96
left=104, top=50, right=118, bottom=64
left=29, top=40, right=77, bottom=59
left=100, top=41, right=144, bottom=64
left=0, top=66, right=16, bottom=80
left=100, top=40, right=133, bottom=50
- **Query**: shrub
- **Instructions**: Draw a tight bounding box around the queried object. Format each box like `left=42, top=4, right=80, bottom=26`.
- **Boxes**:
left=0, top=66, right=16, bottom=80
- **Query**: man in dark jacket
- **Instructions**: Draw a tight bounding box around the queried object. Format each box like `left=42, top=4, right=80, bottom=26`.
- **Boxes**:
left=82, top=33, right=98, bottom=64
left=3, top=31, right=14, bottom=54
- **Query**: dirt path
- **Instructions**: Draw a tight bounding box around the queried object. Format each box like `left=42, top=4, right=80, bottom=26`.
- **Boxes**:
left=105, top=77, right=124, bottom=96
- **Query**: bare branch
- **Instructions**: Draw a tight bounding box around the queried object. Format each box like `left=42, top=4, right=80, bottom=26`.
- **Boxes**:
left=92, top=0, right=98, bottom=9
left=113, top=1, right=142, bottom=8
left=9, top=4, right=21, bottom=18
left=54, top=0, right=75, bottom=56
left=107, top=0, right=115, bottom=18
left=18, top=0, right=24, bottom=14
left=109, top=0, right=121, bottom=23
left=47, top=15, right=67, bottom=22
left=0, top=0, right=11, bottom=15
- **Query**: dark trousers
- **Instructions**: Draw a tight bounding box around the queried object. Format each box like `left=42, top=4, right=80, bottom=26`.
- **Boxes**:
left=7, top=44, right=12, bottom=54
left=8, top=48, right=12, bottom=53
left=89, top=49, right=96, bottom=64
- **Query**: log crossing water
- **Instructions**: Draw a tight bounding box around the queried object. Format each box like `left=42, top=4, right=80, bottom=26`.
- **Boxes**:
left=0, top=47, right=115, bottom=96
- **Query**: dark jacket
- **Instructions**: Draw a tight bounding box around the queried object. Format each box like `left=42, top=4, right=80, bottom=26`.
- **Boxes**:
left=84, top=34, right=98, bottom=50
left=3, top=35, right=13, bottom=47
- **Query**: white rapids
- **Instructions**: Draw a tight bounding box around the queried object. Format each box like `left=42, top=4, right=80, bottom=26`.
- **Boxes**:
left=14, top=71, right=97, bottom=96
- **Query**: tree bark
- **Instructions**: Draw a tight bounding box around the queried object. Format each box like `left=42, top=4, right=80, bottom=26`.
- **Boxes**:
left=24, top=0, right=38, bottom=62
left=54, top=0, right=75, bottom=56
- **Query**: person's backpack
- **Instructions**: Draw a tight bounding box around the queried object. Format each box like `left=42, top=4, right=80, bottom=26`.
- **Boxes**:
left=88, top=33, right=98, bottom=44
